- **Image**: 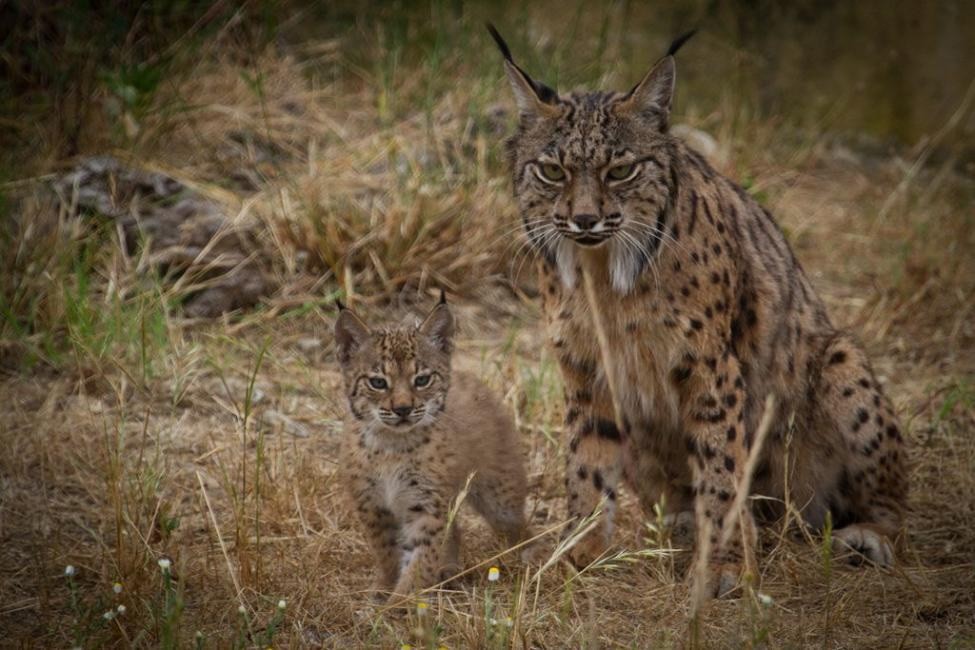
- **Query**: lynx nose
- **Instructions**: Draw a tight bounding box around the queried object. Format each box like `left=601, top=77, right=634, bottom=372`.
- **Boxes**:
left=392, top=405, right=413, bottom=418
left=572, top=213, right=600, bottom=231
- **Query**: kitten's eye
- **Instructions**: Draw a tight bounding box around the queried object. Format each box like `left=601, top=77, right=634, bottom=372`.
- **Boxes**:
left=607, top=163, right=638, bottom=182
left=368, top=377, right=388, bottom=390
left=414, top=374, right=432, bottom=388
left=536, top=162, right=567, bottom=183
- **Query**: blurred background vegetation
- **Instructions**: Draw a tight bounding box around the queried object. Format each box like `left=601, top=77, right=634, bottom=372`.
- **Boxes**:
left=3, top=0, right=973, bottom=170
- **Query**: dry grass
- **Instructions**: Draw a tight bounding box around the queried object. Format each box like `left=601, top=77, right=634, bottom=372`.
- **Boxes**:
left=2, top=4, right=974, bottom=648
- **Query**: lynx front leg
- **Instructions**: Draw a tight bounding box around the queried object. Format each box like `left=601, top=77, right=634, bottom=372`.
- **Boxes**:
left=680, top=350, right=754, bottom=597
left=392, top=505, right=458, bottom=601
left=350, top=479, right=401, bottom=600
left=564, top=410, right=624, bottom=567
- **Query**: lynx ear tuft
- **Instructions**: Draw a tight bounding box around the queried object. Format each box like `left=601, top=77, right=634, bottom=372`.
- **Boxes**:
left=487, top=22, right=560, bottom=119
left=616, top=29, right=695, bottom=128
left=666, top=29, right=697, bottom=57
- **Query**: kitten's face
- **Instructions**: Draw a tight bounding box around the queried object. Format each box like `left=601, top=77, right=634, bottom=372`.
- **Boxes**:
left=495, top=29, right=680, bottom=293
left=334, top=302, right=454, bottom=433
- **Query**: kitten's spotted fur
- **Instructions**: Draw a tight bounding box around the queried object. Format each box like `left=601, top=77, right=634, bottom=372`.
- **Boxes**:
left=335, top=296, right=532, bottom=602
left=489, top=25, right=907, bottom=596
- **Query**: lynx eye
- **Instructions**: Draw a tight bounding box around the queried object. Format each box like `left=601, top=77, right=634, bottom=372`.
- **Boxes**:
left=367, top=376, right=388, bottom=390
left=536, top=162, right=567, bottom=183
left=606, top=163, right=638, bottom=183
left=414, top=374, right=432, bottom=388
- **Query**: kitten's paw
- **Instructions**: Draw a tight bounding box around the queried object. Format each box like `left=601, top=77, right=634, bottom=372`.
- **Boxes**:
left=661, top=510, right=696, bottom=547
left=518, top=539, right=549, bottom=565
left=832, top=525, right=894, bottom=567
left=566, top=533, right=607, bottom=569
left=437, top=562, right=463, bottom=585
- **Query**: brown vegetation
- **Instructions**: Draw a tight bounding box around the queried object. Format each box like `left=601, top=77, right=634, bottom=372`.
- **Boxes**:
left=1, top=3, right=973, bottom=647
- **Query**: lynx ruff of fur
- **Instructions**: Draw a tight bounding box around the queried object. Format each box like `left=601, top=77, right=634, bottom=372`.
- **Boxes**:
left=334, top=297, right=533, bottom=602
left=490, top=26, right=907, bottom=596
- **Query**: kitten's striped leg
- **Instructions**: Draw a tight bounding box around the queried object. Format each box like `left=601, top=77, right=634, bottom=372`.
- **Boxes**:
left=350, top=477, right=401, bottom=601
left=392, top=502, right=457, bottom=600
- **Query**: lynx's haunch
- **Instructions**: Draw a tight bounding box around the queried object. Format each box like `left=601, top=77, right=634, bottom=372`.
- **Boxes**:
left=489, top=25, right=907, bottom=597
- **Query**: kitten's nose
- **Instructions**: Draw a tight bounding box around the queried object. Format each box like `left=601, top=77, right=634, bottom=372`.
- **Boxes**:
left=572, top=213, right=599, bottom=231
left=393, top=405, right=412, bottom=418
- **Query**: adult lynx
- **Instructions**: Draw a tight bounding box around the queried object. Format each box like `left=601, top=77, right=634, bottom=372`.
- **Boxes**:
left=489, top=25, right=906, bottom=596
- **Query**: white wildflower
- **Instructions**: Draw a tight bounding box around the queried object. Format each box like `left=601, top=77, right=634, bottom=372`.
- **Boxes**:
left=487, top=566, right=500, bottom=582
left=277, top=599, right=286, bottom=610
left=758, top=592, right=774, bottom=607
left=116, top=604, right=126, bottom=615
left=158, top=558, right=172, bottom=573
left=113, top=582, right=123, bottom=594
left=103, top=610, right=115, bottom=621
left=64, top=565, right=77, bottom=577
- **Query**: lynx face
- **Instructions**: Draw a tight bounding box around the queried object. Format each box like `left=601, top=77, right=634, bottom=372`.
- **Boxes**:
left=334, top=300, right=454, bottom=432
left=494, top=28, right=681, bottom=293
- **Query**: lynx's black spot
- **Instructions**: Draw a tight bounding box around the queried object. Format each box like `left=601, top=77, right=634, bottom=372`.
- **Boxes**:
left=672, top=365, right=692, bottom=384
left=593, top=418, right=621, bottom=441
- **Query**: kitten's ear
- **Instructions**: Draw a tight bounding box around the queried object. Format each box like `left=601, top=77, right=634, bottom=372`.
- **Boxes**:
left=615, top=30, right=695, bottom=127
left=334, top=303, right=371, bottom=364
left=616, top=56, right=676, bottom=126
left=418, top=295, right=454, bottom=354
left=487, top=23, right=559, bottom=120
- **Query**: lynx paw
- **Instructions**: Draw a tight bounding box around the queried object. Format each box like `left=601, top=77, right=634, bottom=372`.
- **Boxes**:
left=566, top=532, right=607, bottom=569
left=700, top=561, right=742, bottom=599
left=519, top=539, right=549, bottom=565
left=662, top=510, right=696, bottom=547
left=832, top=525, right=894, bottom=567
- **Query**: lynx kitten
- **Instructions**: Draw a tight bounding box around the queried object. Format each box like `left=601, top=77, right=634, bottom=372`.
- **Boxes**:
left=334, top=295, right=532, bottom=602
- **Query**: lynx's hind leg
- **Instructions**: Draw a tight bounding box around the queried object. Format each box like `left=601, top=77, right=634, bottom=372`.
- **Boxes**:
left=812, top=334, right=907, bottom=565
left=470, top=481, right=528, bottom=545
